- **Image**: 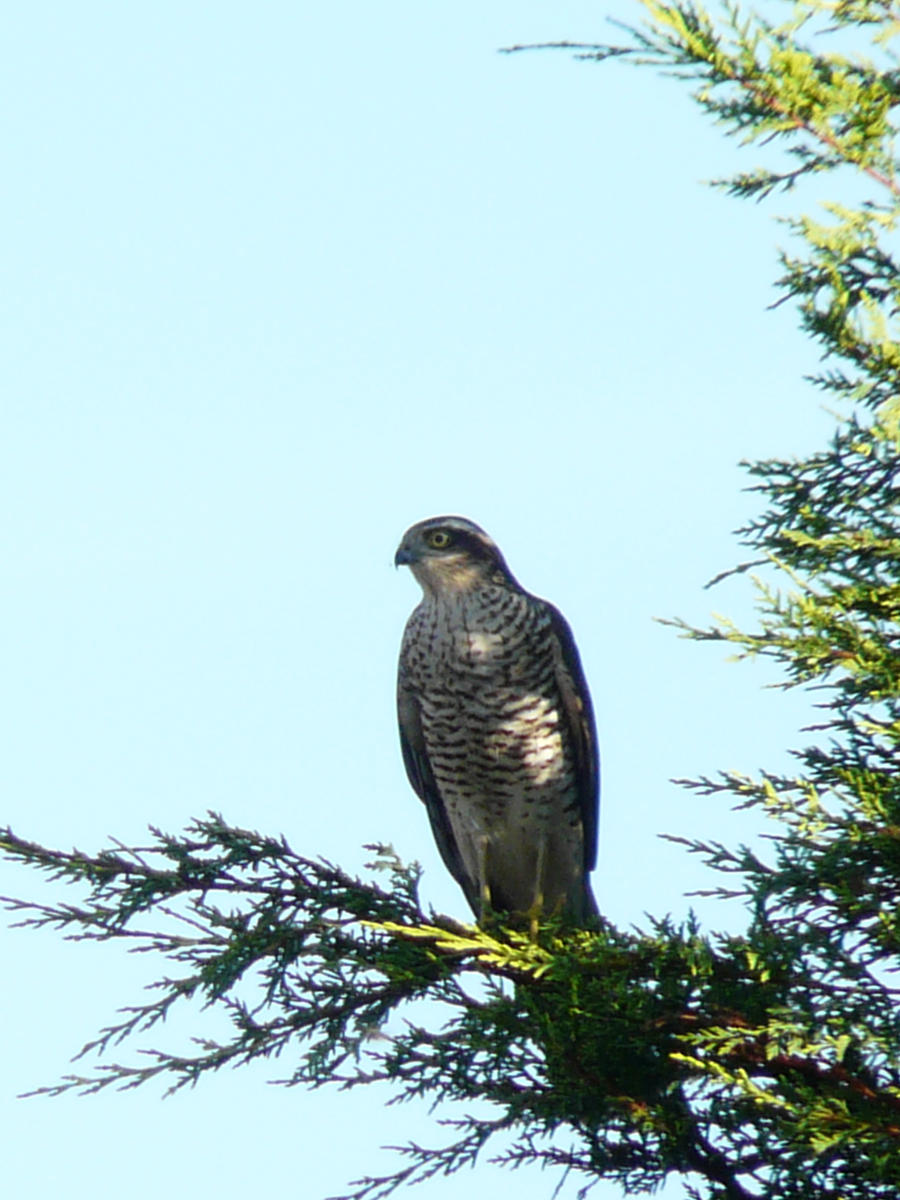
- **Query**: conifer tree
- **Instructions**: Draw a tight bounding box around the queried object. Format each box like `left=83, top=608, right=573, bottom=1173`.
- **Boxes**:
left=3, top=3, right=900, bottom=1197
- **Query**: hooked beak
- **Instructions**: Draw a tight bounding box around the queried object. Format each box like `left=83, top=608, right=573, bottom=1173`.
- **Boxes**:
left=394, top=544, right=416, bottom=568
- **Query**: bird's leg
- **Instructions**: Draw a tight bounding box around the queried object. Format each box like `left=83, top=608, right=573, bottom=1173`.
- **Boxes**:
left=477, top=834, right=492, bottom=920
left=527, top=838, right=547, bottom=940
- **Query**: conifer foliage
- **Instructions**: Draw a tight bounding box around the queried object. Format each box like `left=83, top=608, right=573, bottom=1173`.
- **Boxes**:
left=4, top=4, right=900, bottom=1197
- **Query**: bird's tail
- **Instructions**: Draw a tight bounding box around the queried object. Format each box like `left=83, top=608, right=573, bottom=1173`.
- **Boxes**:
left=578, top=877, right=600, bottom=926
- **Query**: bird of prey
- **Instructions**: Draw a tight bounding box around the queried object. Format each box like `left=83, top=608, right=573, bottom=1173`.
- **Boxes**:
left=395, top=515, right=598, bottom=924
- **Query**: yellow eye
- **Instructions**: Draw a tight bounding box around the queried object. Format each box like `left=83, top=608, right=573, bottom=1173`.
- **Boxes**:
left=427, top=529, right=452, bottom=549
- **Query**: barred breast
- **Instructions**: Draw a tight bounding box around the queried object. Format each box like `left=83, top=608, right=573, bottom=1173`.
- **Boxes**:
left=399, top=583, right=585, bottom=915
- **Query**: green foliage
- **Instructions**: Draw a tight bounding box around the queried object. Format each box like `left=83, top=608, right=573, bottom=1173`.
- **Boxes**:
left=5, top=2, right=900, bottom=1198
left=8, top=814, right=890, bottom=1200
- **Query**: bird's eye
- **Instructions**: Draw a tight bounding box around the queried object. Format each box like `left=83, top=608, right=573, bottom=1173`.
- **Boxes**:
left=427, top=530, right=452, bottom=549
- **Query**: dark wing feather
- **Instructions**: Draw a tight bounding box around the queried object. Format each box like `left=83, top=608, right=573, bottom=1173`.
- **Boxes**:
left=544, top=601, right=600, bottom=873
left=397, top=678, right=479, bottom=913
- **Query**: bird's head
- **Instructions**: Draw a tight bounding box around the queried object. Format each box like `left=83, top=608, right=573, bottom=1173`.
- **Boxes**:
left=395, top=516, right=516, bottom=597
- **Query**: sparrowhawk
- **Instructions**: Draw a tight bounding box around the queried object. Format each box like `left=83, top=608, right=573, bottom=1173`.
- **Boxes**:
left=395, top=516, right=598, bottom=924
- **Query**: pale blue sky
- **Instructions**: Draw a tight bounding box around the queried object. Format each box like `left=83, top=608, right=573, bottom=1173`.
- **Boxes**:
left=2, top=4, right=836, bottom=1198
